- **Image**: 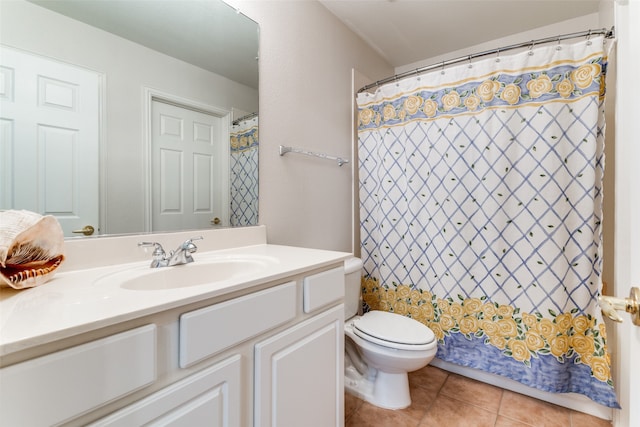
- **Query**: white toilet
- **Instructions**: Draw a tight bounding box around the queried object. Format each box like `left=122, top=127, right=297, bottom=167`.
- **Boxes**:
left=343, top=257, right=437, bottom=409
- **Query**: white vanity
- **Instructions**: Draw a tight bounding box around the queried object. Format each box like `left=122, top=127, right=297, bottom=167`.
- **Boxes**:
left=0, top=226, right=350, bottom=426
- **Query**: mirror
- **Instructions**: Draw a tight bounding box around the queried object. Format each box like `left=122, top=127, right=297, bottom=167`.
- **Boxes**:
left=0, top=0, right=259, bottom=236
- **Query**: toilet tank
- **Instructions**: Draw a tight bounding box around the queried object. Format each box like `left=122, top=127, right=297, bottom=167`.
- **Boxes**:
left=344, top=257, right=363, bottom=320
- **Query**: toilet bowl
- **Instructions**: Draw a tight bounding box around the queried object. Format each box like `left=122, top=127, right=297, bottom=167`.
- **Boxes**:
left=343, top=258, right=437, bottom=409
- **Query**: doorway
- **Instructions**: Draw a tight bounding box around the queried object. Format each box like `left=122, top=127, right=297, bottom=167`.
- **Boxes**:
left=146, top=92, right=230, bottom=232
left=0, top=46, right=101, bottom=237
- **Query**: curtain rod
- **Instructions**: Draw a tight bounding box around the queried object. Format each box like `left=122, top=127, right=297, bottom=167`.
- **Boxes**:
left=357, top=27, right=615, bottom=94
left=232, top=111, right=258, bottom=125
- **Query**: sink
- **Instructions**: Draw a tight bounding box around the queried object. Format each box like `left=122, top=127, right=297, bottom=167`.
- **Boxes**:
left=95, top=255, right=277, bottom=291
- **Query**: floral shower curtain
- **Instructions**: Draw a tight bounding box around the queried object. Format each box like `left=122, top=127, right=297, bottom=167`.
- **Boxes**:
left=230, top=116, right=259, bottom=226
left=357, top=37, right=618, bottom=408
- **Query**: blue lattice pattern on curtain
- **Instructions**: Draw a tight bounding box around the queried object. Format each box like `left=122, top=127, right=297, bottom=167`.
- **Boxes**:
left=230, top=148, right=258, bottom=226
left=357, top=39, right=618, bottom=408
left=230, top=123, right=259, bottom=226
left=361, top=101, right=603, bottom=316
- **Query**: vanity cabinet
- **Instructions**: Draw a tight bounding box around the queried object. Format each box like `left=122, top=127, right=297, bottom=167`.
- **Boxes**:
left=0, top=263, right=346, bottom=426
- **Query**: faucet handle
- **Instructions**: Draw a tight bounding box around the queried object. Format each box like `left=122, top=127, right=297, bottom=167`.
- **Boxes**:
left=138, top=242, right=168, bottom=268
left=183, top=236, right=203, bottom=253
left=138, top=241, right=166, bottom=256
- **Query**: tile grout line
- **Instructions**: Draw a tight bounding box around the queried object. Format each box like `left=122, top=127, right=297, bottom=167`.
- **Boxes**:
left=436, top=384, right=503, bottom=418
left=412, top=370, right=450, bottom=426
left=493, top=389, right=505, bottom=427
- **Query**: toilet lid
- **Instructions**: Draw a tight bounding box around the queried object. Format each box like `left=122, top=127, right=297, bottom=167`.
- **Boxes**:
left=353, top=311, right=435, bottom=347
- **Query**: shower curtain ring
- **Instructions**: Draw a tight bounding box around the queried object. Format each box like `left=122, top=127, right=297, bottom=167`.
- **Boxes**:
left=441, top=61, right=445, bottom=75
left=528, top=40, right=535, bottom=56
left=586, top=29, right=593, bottom=45
left=556, top=37, right=562, bottom=51
left=495, top=48, right=500, bottom=63
left=468, top=55, right=473, bottom=68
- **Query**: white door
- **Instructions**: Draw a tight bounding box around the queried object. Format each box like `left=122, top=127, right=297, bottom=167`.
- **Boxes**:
left=151, top=100, right=228, bottom=231
left=613, top=2, right=640, bottom=426
left=0, top=46, right=100, bottom=236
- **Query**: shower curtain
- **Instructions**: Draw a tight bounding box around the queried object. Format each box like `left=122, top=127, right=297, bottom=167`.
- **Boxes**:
left=230, top=116, right=259, bottom=226
left=357, top=37, right=618, bottom=408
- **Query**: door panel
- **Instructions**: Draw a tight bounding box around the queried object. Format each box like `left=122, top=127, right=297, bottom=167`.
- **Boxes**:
left=160, top=148, right=183, bottom=213
left=193, top=153, right=213, bottom=212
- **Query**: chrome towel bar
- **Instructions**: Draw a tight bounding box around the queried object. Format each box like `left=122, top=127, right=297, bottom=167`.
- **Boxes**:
left=279, top=145, right=350, bottom=167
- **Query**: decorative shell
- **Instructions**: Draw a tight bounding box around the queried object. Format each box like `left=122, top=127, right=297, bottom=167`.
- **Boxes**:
left=0, top=210, right=65, bottom=289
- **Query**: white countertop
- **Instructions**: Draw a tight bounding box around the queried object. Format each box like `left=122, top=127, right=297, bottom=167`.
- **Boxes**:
left=0, top=228, right=351, bottom=358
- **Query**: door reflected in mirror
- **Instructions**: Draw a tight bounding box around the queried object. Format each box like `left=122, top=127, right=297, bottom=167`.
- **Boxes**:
left=0, top=0, right=259, bottom=237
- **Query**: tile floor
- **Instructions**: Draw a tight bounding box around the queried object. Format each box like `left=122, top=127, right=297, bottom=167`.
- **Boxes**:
left=344, top=366, right=612, bottom=427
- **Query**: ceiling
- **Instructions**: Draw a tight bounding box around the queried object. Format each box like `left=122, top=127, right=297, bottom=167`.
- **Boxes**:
left=318, top=0, right=601, bottom=67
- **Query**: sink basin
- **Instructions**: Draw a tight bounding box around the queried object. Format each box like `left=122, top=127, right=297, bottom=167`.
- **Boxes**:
left=95, top=255, right=277, bottom=291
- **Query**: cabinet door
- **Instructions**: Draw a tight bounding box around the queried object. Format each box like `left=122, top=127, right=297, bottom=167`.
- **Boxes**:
left=91, top=355, right=241, bottom=427
left=255, top=305, right=344, bottom=427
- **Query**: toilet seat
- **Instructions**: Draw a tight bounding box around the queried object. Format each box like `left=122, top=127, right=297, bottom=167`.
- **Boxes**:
left=352, top=311, right=436, bottom=351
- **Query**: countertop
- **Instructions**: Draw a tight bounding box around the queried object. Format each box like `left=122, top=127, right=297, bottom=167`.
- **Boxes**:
left=0, top=238, right=351, bottom=358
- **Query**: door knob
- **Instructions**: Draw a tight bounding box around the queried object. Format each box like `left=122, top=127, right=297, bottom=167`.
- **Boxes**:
left=598, top=287, right=640, bottom=326
left=72, top=225, right=95, bottom=236
left=211, top=217, right=221, bottom=225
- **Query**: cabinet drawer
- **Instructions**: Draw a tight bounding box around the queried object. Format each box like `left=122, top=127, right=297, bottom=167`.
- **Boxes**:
left=303, top=267, right=344, bottom=313
left=179, top=281, right=297, bottom=368
left=0, top=324, right=156, bottom=426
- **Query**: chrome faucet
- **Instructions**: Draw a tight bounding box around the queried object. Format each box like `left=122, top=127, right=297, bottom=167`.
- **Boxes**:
left=167, top=236, right=203, bottom=266
left=138, top=236, right=203, bottom=268
left=137, top=241, right=168, bottom=268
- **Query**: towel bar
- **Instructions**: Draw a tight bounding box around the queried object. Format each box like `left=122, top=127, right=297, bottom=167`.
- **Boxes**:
left=279, top=145, right=349, bottom=167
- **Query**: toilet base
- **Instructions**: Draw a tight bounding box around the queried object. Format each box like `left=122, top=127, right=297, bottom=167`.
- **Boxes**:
left=372, top=371, right=411, bottom=409
left=345, top=357, right=412, bottom=409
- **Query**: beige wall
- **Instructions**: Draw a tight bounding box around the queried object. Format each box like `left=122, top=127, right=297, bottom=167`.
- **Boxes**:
left=226, top=0, right=393, bottom=252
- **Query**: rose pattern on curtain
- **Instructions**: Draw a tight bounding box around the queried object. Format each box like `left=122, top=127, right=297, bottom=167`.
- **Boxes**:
left=357, top=37, right=618, bottom=408
left=230, top=117, right=259, bottom=226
